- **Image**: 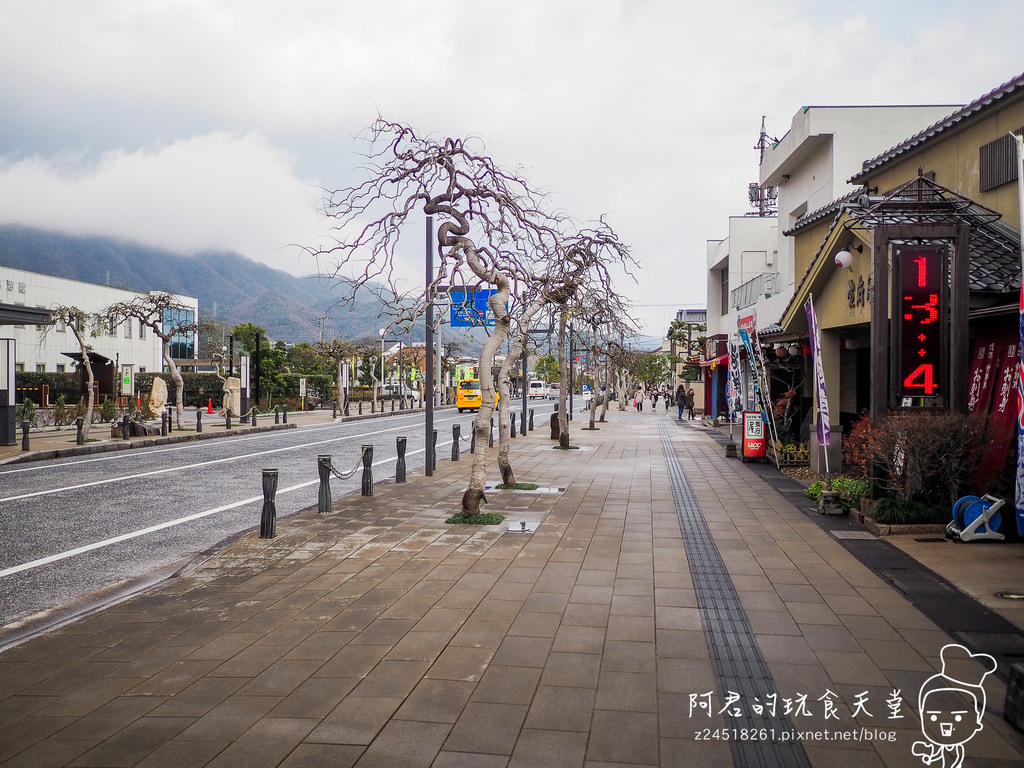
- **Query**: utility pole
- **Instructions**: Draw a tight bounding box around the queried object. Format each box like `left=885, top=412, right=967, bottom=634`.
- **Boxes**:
left=316, top=315, right=331, bottom=344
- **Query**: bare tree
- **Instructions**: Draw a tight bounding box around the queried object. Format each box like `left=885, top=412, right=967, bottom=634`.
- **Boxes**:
left=314, top=338, right=360, bottom=407
left=311, top=119, right=561, bottom=517
left=105, top=292, right=197, bottom=429
left=41, top=306, right=96, bottom=437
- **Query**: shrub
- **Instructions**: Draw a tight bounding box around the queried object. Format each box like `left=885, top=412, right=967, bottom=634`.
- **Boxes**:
left=804, top=476, right=869, bottom=513
left=869, top=498, right=948, bottom=526
left=866, top=410, right=986, bottom=507
left=16, top=397, right=36, bottom=426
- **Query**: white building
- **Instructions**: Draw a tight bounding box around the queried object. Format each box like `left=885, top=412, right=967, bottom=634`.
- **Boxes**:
left=0, top=265, right=198, bottom=402
left=702, top=105, right=962, bottom=422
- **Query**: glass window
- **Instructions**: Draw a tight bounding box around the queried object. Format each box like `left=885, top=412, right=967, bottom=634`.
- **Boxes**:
left=124, top=318, right=132, bottom=338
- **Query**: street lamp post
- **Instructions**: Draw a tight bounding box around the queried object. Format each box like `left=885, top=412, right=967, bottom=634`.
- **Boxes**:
left=379, top=328, right=386, bottom=409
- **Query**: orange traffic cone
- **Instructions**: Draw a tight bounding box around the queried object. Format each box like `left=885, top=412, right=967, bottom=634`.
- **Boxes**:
left=207, top=398, right=213, bottom=414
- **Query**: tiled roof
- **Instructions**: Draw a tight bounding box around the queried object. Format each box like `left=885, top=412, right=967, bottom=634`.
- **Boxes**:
left=783, top=189, right=863, bottom=236
left=850, top=71, right=1024, bottom=183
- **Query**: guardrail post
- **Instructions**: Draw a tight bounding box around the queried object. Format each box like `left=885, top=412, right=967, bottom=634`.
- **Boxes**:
left=431, top=429, right=438, bottom=472
left=452, top=424, right=460, bottom=461
left=196, top=410, right=203, bottom=433
left=260, top=469, right=278, bottom=538
left=76, top=416, right=84, bottom=445
left=396, top=437, right=407, bottom=483
left=121, top=415, right=131, bottom=440
left=21, top=420, right=29, bottom=451
left=361, top=444, right=374, bottom=495
left=317, top=455, right=332, bottom=514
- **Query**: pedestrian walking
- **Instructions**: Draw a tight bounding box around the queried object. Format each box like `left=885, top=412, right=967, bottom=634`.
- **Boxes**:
left=686, top=387, right=696, bottom=420
left=676, top=384, right=686, bottom=420
left=652, top=391, right=659, bottom=408
left=634, top=387, right=644, bottom=412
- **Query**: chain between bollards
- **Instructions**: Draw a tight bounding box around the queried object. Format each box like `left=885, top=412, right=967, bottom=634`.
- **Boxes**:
left=260, top=468, right=278, bottom=538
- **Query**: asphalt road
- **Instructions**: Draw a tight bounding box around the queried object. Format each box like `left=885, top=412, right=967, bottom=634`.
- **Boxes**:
left=0, top=403, right=554, bottom=642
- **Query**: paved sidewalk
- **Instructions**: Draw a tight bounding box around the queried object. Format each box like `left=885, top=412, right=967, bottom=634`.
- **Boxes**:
left=2, top=409, right=1024, bottom=766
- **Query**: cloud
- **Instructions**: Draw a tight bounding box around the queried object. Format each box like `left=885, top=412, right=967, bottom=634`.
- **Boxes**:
left=0, top=133, right=326, bottom=273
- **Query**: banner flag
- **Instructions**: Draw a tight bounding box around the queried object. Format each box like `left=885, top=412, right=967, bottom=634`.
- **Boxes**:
left=805, top=296, right=831, bottom=447
left=1013, top=133, right=1024, bottom=535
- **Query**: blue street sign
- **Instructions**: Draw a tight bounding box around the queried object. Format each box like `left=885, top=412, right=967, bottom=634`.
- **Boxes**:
left=450, top=288, right=498, bottom=328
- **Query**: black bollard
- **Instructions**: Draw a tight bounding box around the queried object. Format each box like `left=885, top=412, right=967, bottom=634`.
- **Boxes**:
left=521, top=412, right=527, bottom=436
left=122, top=414, right=130, bottom=441
left=21, top=420, right=29, bottom=451
left=332, top=402, right=337, bottom=419
left=470, top=427, right=476, bottom=454
left=274, top=405, right=280, bottom=424
left=431, top=429, right=438, bottom=472
left=344, top=399, right=350, bottom=416
left=361, top=444, right=374, bottom=495
left=391, top=399, right=395, bottom=412
left=371, top=399, right=375, bottom=414
left=251, top=408, right=257, bottom=426
left=260, top=469, right=278, bottom=538
left=489, top=417, right=494, bottom=448
left=452, top=424, right=460, bottom=462
left=196, top=410, right=203, bottom=433
left=226, top=410, right=232, bottom=430
left=317, top=455, right=332, bottom=514
left=529, top=409, right=534, bottom=431
left=510, top=415, right=517, bottom=438
left=76, top=416, right=84, bottom=445
left=161, top=412, right=168, bottom=436
left=359, top=400, right=363, bottom=415
left=282, top=405, right=288, bottom=424
left=396, top=437, right=407, bottom=483
left=399, top=397, right=405, bottom=411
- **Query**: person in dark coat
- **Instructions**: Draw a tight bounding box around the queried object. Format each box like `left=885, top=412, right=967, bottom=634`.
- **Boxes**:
left=675, top=384, right=686, bottom=420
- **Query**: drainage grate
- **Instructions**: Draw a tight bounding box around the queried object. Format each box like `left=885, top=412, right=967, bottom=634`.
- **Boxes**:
left=831, top=530, right=877, bottom=540
left=658, top=422, right=811, bottom=768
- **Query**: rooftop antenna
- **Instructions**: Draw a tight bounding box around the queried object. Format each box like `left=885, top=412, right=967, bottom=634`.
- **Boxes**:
left=748, top=115, right=779, bottom=217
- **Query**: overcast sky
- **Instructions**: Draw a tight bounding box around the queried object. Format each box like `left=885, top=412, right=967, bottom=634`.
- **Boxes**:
left=0, top=1, right=1021, bottom=339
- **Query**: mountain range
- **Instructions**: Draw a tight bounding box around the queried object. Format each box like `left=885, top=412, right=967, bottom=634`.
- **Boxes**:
left=0, top=226, right=420, bottom=344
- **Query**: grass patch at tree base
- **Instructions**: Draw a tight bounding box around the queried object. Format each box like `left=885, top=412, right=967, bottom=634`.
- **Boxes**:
left=581, top=427, right=600, bottom=431
left=553, top=445, right=580, bottom=450
left=496, top=482, right=539, bottom=490
left=446, top=512, right=506, bottom=525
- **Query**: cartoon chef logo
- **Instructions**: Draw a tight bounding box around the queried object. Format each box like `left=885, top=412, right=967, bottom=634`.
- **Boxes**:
left=912, top=643, right=997, bottom=767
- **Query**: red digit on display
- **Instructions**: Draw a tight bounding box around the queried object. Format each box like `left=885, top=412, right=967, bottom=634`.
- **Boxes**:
left=903, top=363, right=937, bottom=394
left=914, top=254, right=928, bottom=287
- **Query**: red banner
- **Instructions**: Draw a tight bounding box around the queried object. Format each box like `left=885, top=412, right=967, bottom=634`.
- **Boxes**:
left=971, top=328, right=1021, bottom=487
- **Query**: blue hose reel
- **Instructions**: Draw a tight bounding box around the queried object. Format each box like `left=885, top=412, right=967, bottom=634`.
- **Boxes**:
left=947, top=494, right=1005, bottom=542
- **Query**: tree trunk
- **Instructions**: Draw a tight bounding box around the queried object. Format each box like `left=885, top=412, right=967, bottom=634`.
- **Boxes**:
left=462, top=278, right=512, bottom=516
left=165, top=342, right=185, bottom=429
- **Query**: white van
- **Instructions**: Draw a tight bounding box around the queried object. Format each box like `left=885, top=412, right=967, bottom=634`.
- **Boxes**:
left=528, top=380, right=546, bottom=399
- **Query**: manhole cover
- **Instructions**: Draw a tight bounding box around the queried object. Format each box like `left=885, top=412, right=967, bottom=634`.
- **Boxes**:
left=995, top=591, right=1024, bottom=601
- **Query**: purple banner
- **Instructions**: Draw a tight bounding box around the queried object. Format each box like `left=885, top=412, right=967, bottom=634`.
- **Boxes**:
left=805, top=297, right=831, bottom=446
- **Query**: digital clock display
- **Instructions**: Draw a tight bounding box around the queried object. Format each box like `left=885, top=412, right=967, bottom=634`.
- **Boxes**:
left=895, top=246, right=946, bottom=404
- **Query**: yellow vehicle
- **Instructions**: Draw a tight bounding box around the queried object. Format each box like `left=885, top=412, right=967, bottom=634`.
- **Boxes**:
left=456, top=379, right=498, bottom=412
